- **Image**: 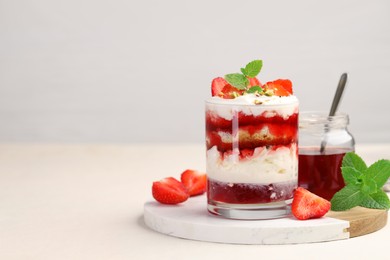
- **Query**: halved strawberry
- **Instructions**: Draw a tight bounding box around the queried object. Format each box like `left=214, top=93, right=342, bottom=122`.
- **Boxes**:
left=211, top=77, right=244, bottom=99
left=211, top=77, right=228, bottom=96
left=220, top=84, right=244, bottom=99
left=274, top=79, right=292, bottom=94
left=248, top=77, right=262, bottom=87
left=292, top=187, right=331, bottom=220
left=180, top=169, right=207, bottom=196
left=152, top=177, right=189, bottom=204
left=264, top=79, right=293, bottom=96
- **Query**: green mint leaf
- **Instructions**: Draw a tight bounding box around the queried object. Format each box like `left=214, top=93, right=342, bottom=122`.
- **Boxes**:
left=365, top=159, right=390, bottom=188
left=359, top=189, right=390, bottom=209
left=224, top=73, right=249, bottom=89
left=330, top=184, right=365, bottom=211
left=242, top=60, right=263, bottom=78
left=246, top=86, right=263, bottom=94
left=240, top=68, right=246, bottom=74
left=341, top=166, right=362, bottom=185
left=342, top=152, right=367, bottom=172
left=335, top=152, right=390, bottom=211
left=360, top=176, right=377, bottom=195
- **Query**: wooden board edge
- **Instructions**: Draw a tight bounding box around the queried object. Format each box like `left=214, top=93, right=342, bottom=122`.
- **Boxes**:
left=326, top=207, right=388, bottom=238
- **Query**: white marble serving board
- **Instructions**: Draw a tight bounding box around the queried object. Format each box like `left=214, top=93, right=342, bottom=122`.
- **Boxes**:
left=143, top=195, right=350, bottom=244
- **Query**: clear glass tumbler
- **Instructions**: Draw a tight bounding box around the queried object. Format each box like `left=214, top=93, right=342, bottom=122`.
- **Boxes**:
left=205, top=99, right=299, bottom=219
left=298, top=112, right=355, bottom=201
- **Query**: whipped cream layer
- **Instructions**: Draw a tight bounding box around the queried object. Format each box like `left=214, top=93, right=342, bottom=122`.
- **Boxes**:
left=206, top=144, right=298, bottom=184
left=206, top=94, right=299, bottom=120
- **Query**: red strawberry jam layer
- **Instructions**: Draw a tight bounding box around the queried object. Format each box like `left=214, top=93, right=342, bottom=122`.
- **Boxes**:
left=207, top=178, right=297, bottom=204
left=206, top=111, right=298, bottom=152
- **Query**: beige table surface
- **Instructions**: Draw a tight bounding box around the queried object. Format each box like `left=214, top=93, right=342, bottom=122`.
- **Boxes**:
left=0, top=143, right=389, bottom=260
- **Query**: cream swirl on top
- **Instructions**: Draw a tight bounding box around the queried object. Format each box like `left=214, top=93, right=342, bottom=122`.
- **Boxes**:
left=206, top=94, right=299, bottom=121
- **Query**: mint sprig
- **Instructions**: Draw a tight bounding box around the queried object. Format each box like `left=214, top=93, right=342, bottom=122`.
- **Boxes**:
left=224, top=60, right=263, bottom=90
left=241, top=60, right=263, bottom=78
left=225, top=73, right=249, bottom=90
left=331, top=152, right=390, bottom=211
left=246, top=86, right=263, bottom=94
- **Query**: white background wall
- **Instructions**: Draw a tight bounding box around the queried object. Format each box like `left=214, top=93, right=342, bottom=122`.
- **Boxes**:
left=0, top=0, right=389, bottom=144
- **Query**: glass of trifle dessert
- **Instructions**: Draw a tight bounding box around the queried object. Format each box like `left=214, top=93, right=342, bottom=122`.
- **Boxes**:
left=206, top=60, right=299, bottom=219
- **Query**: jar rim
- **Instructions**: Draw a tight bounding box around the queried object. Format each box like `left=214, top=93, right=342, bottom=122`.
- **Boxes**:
left=299, top=111, right=349, bottom=126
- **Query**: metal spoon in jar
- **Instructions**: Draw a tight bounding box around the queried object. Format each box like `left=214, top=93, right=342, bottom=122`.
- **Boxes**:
left=320, top=73, right=348, bottom=154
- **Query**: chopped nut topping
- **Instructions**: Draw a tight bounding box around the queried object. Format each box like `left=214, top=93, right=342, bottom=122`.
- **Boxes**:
left=264, top=89, right=274, bottom=96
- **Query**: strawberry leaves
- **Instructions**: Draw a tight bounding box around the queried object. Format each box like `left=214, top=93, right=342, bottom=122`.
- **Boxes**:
left=331, top=152, right=390, bottom=211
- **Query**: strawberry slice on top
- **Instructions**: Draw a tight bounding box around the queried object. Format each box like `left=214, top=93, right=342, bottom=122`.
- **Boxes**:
left=219, top=84, right=244, bottom=99
left=180, top=169, right=207, bottom=196
left=211, top=77, right=228, bottom=96
left=248, top=77, right=262, bottom=87
left=210, top=60, right=294, bottom=99
left=264, top=79, right=293, bottom=96
left=211, top=77, right=243, bottom=99
left=292, top=187, right=331, bottom=220
left=274, top=79, right=292, bottom=94
left=152, top=177, right=189, bottom=204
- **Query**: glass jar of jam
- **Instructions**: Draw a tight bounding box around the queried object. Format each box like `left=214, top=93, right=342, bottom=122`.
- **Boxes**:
left=298, top=111, right=355, bottom=200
